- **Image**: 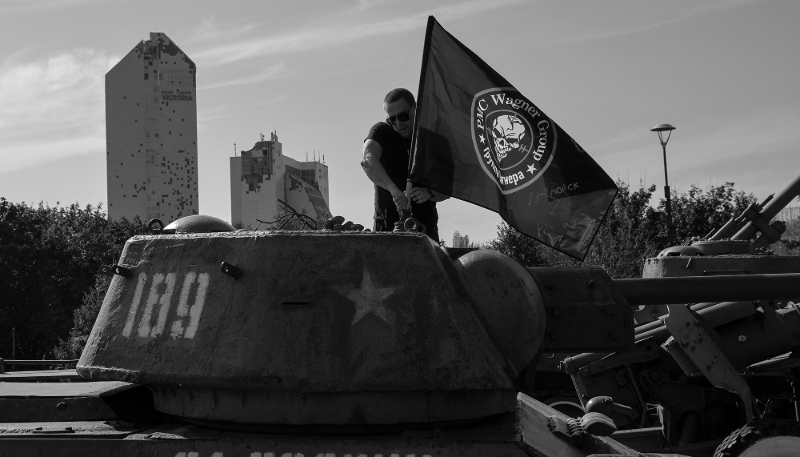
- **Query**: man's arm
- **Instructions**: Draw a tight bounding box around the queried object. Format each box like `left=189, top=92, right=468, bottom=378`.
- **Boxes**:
left=361, top=139, right=410, bottom=210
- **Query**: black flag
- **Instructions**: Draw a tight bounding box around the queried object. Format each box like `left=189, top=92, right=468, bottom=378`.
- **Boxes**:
left=409, top=16, right=617, bottom=260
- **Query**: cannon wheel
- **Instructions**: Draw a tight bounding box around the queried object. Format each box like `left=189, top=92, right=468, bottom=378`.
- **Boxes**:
left=714, top=418, right=800, bottom=457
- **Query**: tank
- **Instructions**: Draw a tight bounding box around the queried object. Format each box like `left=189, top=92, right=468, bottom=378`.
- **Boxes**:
left=0, top=215, right=640, bottom=457
left=1, top=195, right=798, bottom=456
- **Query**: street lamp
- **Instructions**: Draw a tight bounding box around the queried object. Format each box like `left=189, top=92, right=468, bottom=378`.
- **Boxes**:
left=651, top=123, right=676, bottom=245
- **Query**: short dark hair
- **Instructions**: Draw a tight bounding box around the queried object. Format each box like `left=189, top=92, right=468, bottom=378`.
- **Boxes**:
left=384, top=88, right=415, bottom=106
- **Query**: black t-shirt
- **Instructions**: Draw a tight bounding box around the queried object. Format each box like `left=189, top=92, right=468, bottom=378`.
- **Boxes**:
left=365, top=122, right=438, bottom=241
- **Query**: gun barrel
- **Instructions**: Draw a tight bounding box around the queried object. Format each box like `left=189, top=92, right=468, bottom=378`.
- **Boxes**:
left=733, top=174, right=800, bottom=241
left=614, top=273, right=800, bottom=306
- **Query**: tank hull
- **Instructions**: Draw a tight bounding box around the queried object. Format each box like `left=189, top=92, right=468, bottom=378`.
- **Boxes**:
left=0, top=381, right=640, bottom=457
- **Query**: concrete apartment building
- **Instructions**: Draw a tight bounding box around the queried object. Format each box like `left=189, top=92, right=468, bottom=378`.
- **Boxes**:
left=230, top=132, right=330, bottom=230
left=452, top=231, right=470, bottom=248
left=106, top=32, right=198, bottom=222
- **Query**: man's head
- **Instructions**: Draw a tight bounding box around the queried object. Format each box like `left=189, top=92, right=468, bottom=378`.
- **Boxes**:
left=383, top=88, right=416, bottom=139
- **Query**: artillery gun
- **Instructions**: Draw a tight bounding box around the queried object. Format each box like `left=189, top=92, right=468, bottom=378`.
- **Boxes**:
left=1, top=182, right=797, bottom=457
left=563, top=175, right=800, bottom=455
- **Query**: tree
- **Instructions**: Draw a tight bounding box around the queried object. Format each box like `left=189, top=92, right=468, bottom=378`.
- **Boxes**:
left=488, top=182, right=663, bottom=277
left=486, top=221, right=549, bottom=267
left=52, top=274, right=111, bottom=359
left=666, top=182, right=758, bottom=242
left=487, top=182, right=758, bottom=278
left=0, top=199, right=148, bottom=359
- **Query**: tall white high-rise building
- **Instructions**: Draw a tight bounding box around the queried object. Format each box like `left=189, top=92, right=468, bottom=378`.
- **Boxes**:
left=106, top=32, right=198, bottom=222
left=230, top=132, right=331, bottom=230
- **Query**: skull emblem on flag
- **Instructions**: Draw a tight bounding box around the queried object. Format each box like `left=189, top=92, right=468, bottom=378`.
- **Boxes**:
left=491, top=115, right=526, bottom=162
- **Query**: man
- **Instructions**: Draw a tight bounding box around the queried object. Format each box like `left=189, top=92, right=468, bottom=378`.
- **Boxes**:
left=361, top=88, right=447, bottom=242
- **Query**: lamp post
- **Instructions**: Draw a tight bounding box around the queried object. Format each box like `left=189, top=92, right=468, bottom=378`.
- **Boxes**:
left=651, top=123, right=676, bottom=245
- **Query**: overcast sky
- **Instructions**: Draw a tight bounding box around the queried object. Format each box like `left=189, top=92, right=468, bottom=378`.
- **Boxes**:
left=1, top=0, right=798, bottom=244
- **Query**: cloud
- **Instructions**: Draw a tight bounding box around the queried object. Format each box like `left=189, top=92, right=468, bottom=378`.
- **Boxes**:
left=200, top=63, right=287, bottom=90
left=188, top=15, right=257, bottom=44
left=0, top=48, right=114, bottom=172
left=591, top=106, right=800, bottom=195
left=193, top=0, right=524, bottom=66
left=561, top=0, right=766, bottom=44
left=0, top=135, right=105, bottom=175
left=353, top=0, right=395, bottom=12
left=196, top=94, right=286, bottom=128
left=601, top=107, right=800, bottom=168
left=0, top=0, right=104, bottom=12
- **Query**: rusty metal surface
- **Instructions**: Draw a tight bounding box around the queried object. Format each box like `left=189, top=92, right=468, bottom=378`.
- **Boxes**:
left=747, top=353, right=800, bottom=373
left=0, top=382, right=151, bottom=422
left=0, top=440, right=529, bottom=457
left=454, top=249, right=545, bottom=375
left=614, top=273, right=800, bottom=306
left=0, top=369, right=84, bottom=382
left=568, top=301, right=800, bottom=375
left=0, top=381, right=133, bottom=397
left=691, top=240, right=753, bottom=255
left=526, top=266, right=635, bottom=353
left=566, top=301, right=800, bottom=446
left=642, top=254, right=800, bottom=279
left=0, top=394, right=644, bottom=457
left=78, top=231, right=515, bottom=425
left=632, top=300, right=760, bottom=347
left=663, top=303, right=755, bottom=422
left=161, top=214, right=235, bottom=234
left=703, top=303, right=800, bottom=370
left=0, top=420, right=145, bottom=438
left=149, top=386, right=516, bottom=425
left=516, top=394, right=641, bottom=456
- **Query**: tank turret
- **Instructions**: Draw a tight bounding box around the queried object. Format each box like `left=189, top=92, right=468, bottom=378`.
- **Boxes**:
left=78, top=228, right=549, bottom=426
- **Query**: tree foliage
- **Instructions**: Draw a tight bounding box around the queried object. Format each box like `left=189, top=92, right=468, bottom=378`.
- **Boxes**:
left=0, top=199, right=147, bottom=359
left=486, top=222, right=548, bottom=267
left=667, top=183, right=759, bottom=242
left=487, top=182, right=758, bottom=278
left=52, top=274, right=111, bottom=359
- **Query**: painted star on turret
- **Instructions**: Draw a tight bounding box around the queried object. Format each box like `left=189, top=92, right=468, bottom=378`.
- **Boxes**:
left=336, top=270, right=395, bottom=326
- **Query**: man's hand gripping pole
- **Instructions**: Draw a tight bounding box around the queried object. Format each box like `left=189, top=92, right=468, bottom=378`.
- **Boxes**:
left=401, top=179, right=425, bottom=233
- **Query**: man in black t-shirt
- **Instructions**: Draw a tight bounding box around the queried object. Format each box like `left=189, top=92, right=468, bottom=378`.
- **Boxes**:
left=361, top=88, right=447, bottom=242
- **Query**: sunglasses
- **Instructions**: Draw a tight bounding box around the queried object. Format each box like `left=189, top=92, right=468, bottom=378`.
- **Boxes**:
left=386, top=111, right=412, bottom=125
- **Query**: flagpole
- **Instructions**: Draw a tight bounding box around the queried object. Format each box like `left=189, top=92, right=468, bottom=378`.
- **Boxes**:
left=405, top=15, right=437, bottom=201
